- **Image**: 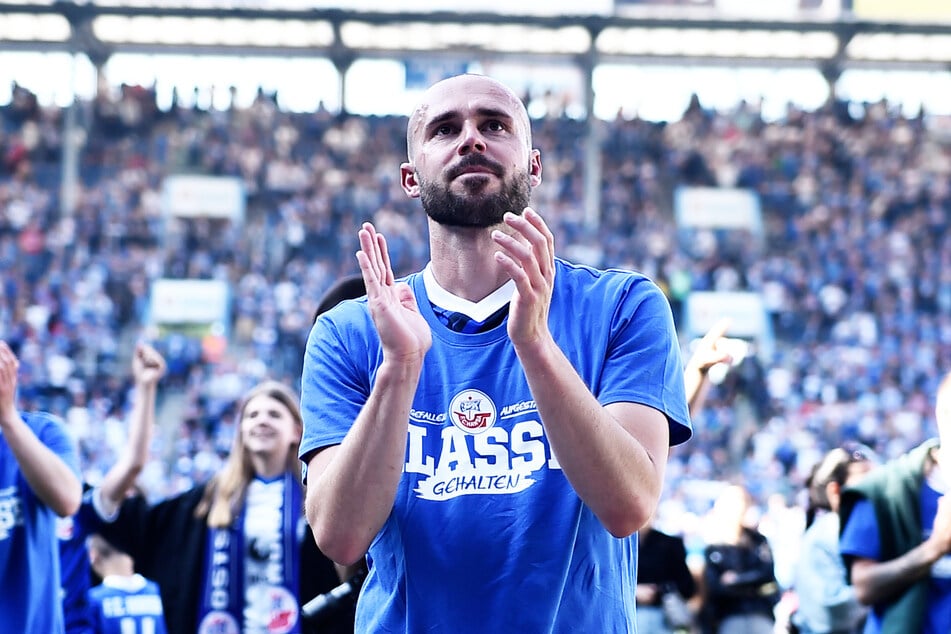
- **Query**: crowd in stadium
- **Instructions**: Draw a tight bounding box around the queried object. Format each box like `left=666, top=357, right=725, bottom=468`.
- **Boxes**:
left=2, top=75, right=949, bottom=610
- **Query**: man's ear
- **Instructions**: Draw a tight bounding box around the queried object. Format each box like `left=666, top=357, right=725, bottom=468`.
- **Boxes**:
left=400, top=163, right=420, bottom=198
left=529, top=150, right=542, bottom=188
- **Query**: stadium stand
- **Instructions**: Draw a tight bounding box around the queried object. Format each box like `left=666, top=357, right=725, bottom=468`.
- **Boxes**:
left=3, top=79, right=948, bottom=530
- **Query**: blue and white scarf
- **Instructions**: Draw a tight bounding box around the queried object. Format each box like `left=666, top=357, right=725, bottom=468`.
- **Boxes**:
left=196, top=472, right=303, bottom=634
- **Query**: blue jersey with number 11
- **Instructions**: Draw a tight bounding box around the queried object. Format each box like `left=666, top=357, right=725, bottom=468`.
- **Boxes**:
left=86, top=576, right=168, bottom=634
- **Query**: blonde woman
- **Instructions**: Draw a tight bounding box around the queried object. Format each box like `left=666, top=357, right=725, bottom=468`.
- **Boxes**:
left=92, top=380, right=332, bottom=634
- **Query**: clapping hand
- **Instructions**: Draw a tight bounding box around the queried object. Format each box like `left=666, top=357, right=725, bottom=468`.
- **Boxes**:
left=357, top=222, right=432, bottom=364
left=491, top=207, right=555, bottom=348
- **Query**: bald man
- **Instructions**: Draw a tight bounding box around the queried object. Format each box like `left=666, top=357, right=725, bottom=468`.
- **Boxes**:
left=300, top=74, right=691, bottom=632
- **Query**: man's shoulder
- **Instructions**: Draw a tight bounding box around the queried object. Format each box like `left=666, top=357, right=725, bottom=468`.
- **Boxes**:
left=553, top=258, right=657, bottom=294
left=552, top=261, right=670, bottom=328
left=86, top=582, right=109, bottom=602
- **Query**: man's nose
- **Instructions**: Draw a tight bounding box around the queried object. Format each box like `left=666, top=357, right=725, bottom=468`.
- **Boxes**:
left=458, top=121, right=486, bottom=154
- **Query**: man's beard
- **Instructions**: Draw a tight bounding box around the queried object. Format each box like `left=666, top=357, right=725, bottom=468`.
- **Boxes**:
left=420, top=165, right=532, bottom=229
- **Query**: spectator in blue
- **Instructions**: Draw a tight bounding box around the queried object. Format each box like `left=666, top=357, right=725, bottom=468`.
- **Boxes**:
left=839, top=370, right=951, bottom=634
left=85, top=533, right=168, bottom=634
left=0, top=339, right=83, bottom=633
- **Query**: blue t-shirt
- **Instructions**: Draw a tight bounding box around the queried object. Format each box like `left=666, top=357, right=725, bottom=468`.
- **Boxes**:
left=300, top=260, right=692, bottom=633
left=840, top=484, right=951, bottom=634
left=0, top=411, right=81, bottom=634
left=86, top=575, right=169, bottom=634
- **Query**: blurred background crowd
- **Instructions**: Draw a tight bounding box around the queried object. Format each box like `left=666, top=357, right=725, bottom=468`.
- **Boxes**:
left=2, top=70, right=949, bottom=605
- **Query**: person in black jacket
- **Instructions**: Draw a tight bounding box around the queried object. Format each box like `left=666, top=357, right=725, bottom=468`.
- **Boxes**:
left=634, top=319, right=731, bottom=634
left=637, top=515, right=698, bottom=633
left=699, top=484, right=779, bottom=634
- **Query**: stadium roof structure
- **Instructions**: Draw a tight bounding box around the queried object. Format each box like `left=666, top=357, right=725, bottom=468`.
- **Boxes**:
left=2, top=1, right=951, bottom=84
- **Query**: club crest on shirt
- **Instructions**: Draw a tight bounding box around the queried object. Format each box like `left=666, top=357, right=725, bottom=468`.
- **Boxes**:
left=449, top=390, right=497, bottom=434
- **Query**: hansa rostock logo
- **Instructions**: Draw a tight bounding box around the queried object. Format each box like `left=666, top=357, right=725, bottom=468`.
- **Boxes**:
left=449, top=389, right=496, bottom=434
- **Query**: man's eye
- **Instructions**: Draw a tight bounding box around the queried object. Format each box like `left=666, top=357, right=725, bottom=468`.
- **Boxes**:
left=486, top=121, right=505, bottom=132
left=435, top=124, right=454, bottom=135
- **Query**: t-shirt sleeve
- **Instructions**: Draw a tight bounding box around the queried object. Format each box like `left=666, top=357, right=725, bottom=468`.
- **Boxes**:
left=839, top=498, right=881, bottom=561
left=35, top=412, right=81, bottom=477
left=299, top=301, right=374, bottom=469
left=596, top=277, right=692, bottom=446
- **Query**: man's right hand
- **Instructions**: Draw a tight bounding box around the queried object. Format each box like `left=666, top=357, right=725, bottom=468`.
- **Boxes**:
left=356, top=222, right=431, bottom=364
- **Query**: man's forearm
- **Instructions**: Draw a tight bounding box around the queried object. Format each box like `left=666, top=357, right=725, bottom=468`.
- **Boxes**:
left=685, top=364, right=712, bottom=418
left=306, top=358, right=423, bottom=565
left=514, top=335, right=668, bottom=537
left=99, top=382, right=157, bottom=507
left=851, top=541, right=944, bottom=606
left=1, top=413, right=81, bottom=516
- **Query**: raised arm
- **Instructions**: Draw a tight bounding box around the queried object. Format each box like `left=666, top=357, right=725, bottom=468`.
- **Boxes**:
left=305, top=223, right=432, bottom=565
left=0, top=341, right=82, bottom=517
left=492, top=208, right=674, bottom=537
left=97, top=342, right=166, bottom=517
left=683, top=318, right=733, bottom=418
